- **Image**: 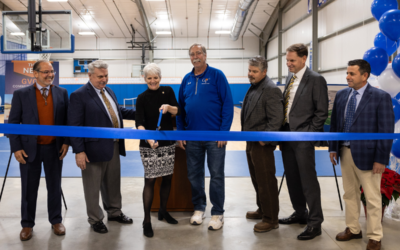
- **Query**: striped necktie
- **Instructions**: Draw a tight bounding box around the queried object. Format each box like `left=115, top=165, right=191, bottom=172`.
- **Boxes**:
left=100, top=89, right=120, bottom=129
left=41, top=88, right=48, bottom=106
left=282, top=75, right=297, bottom=125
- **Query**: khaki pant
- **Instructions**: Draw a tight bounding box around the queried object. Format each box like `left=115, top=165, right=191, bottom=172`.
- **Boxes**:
left=340, top=147, right=382, bottom=241
left=82, top=142, right=122, bottom=224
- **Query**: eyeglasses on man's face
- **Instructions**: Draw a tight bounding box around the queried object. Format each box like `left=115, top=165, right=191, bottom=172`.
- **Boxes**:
left=36, top=70, right=56, bottom=75
left=189, top=51, right=204, bottom=57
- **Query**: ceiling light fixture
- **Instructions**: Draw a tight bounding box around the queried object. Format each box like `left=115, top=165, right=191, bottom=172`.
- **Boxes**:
left=156, top=31, right=171, bottom=35
left=83, top=11, right=92, bottom=20
left=10, top=32, right=25, bottom=36
left=215, top=30, right=231, bottom=34
left=79, top=31, right=95, bottom=35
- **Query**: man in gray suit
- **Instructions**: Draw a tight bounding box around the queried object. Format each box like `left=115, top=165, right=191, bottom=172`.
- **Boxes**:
left=279, top=43, right=328, bottom=240
left=241, top=56, right=284, bottom=233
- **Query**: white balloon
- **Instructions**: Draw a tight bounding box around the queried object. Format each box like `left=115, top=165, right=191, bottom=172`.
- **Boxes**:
left=395, top=120, right=400, bottom=133
left=368, top=74, right=381, bottom=88
left=378, top=64, right=400, bottom=98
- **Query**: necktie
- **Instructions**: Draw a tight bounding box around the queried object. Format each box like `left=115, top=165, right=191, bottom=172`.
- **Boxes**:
left=42, top=88, right=48, bottom=106
left=343, top=90, right=358, bottom=142
left=282, top=75, right=297, bottom=125
left=100, top=89, right=120, bottom=129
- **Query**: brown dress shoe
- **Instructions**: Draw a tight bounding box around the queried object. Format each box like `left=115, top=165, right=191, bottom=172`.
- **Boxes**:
left=366, top=239, right=381, bottom=250
left=253, top=221, right=279, bottom=233
left=336, top=227, right=362, bottom=241
left=246, top=209, right=263, bottom=219
left=20, top=227, right=33, bottom=241
left=52, top=223, right=66, bottom=236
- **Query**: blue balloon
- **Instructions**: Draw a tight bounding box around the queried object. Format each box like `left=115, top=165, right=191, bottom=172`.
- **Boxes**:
left=363, top=47, right=389, bottom=76
left=374, top=32, right=399, bottom=56
left=379, top=9, right=400, bottom=41
left=392, top=139, right=400, bottom=158
left=392, top=98, right=400, bottom=123
left=371, top=0, right=398, bottom=21
left=393, top=54, right=400, bottom=79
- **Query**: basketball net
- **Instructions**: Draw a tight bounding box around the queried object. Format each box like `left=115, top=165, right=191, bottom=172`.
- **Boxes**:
left=39, top=53, right=51, bottom=61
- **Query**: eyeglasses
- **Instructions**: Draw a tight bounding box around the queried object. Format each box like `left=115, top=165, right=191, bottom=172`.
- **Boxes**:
left=36, top=70, right=56, bottom=75
left=189, top=51, right=204, bottom=57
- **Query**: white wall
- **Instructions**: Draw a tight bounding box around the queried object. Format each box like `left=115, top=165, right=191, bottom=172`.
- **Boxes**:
left=51, top=36, right=259, bottom=78
left=266, top=0, right=379, bottom=84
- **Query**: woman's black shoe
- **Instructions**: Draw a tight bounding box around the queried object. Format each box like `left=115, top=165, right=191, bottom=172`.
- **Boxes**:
left=158, top=210, right=178, bottom=224
left=143, top=222, right=154, bottom=238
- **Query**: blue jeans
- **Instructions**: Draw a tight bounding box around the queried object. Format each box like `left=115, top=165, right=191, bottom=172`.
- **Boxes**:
left=185, top=141, right=226, bottom=215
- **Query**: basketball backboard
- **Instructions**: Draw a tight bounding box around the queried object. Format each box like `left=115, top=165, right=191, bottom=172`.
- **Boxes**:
left=1, top=10, right=74, bottom=54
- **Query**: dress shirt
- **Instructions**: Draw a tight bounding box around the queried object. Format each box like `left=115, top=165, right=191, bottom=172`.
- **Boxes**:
left=243, top=78, right=264, bottom=119
left=89, top=82, right=121, bottom=128
left=287, top=65, right=307, bottom=123
left=36, top=83, right=51, bottom=94
left=342, top=83, right=368, bottom=147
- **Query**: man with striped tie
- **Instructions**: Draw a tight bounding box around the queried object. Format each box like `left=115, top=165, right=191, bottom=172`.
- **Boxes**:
left=279, top=43, right=328, bottom=240
left=68, top=60, right=136, bottom=234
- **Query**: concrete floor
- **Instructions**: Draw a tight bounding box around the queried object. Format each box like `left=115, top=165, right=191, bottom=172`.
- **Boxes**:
left=0, top=177, right=399, bottom=250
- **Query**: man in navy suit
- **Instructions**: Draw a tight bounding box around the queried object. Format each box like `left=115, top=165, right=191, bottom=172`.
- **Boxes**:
left=68, top=60, right=135, bottom=234
left=329, top=59, right=394, bottom=250
left=8, top=60, right=69, bottom=241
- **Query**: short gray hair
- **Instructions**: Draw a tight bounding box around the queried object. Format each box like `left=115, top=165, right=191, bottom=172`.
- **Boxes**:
left=189, top=43, right=207, bottom=55
left=143, top=63, right=162, bottom=78
left=88, top=60, right=108, bottom=74
left=248, top=56, right=268, bottom=72
left=33, top=60, right=50, bottom=72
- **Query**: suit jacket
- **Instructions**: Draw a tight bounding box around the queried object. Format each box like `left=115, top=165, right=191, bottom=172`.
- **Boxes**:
left=68, top=82, right=135, bottom=162
left=329, top=84, right=394, bottom=170
left=282, top=67, right=329, bottom=146
left=241, top=76, right=284, bottom=145
left=8, top=84, right=70, bottom=163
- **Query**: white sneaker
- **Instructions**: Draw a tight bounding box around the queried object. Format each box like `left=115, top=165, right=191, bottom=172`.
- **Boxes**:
left=190, top=210, right=206, bottom=225
left=208, top=215, right=224, bottom=230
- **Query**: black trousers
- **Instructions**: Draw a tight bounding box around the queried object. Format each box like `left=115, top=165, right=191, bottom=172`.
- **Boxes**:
left=246, top=142, right=279, bottom=224
left=20, top=144, right=63, bottom=228
left=280, top=127, right=324, bottom=228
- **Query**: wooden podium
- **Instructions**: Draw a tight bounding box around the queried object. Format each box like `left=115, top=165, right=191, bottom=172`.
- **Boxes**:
left=151, top=146, right=194, bottom=212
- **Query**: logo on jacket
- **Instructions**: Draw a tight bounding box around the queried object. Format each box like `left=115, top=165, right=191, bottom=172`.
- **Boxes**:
left=188, top=82, right=191, bottom=85
left=202, top=78, right=210, bottom=84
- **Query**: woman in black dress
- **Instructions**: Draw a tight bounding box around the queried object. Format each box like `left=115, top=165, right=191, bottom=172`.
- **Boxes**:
left=135, top=63, right=180, bottom=238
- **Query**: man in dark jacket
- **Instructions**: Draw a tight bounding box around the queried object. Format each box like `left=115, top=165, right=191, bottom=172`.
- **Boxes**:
left=329, top=60, right=394, bottom=250
left=8, top=60, right=69, bottom=241
left=279, top=43, right=329, bottom=240
left=68, top=60, right=135, bottom=234
left=241, top=56, right=283, bottom=233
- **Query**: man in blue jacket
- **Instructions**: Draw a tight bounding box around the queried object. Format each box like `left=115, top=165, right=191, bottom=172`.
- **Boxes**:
left=177, top=43, right=234, bottom=230
left=329, top=60, right=394, bottom=250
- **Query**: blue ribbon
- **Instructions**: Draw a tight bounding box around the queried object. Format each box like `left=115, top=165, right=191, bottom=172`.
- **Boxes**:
left=1, top=124, right=399, bottom=141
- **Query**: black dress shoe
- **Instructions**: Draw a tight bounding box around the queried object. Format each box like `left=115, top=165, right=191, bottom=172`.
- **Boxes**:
left=158, top=210, right=178, bottom=224
left=279, top=211, right=308, bottom=225
left=91, top=221, right=108, bottom=234
left=297, top=226, right=322, bottom=240
left=108, top=213, right=133, bottom=224
left=143, top=222, right=154, bottom=238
